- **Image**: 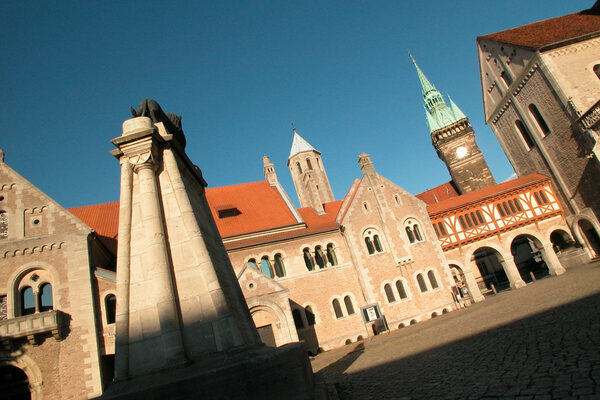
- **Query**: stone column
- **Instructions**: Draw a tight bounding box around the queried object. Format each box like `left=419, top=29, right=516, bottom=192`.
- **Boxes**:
left=463, top=269, right=484, bottom=302
left=114, top=159, right=132, bottom=380
left=501, top=254, right=527, bottom=289
left=135, top=161, right=187, bottom=367
left=540, top=239, right=566, bottom=276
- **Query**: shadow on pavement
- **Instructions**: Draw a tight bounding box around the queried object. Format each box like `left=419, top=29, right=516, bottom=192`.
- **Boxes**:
left=319, top=293, right=600, bottom=399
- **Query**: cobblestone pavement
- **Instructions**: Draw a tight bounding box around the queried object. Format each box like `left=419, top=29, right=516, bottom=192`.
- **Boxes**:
left=312, top=262, right=600, bottom=399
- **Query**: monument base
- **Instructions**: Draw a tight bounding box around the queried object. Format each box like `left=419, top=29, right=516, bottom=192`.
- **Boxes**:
left=100, top=343, right=314, bottom=400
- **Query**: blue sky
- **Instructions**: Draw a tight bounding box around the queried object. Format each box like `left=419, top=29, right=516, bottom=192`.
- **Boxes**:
left=0, top=1, right=592, bottom=208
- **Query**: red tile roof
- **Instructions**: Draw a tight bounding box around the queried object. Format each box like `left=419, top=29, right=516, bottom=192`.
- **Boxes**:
left=427, top=173, right=549, bottom=214
left=478, top=5, right=600, bottom=49
left=206, top=181, right=299, bottom=238
left=416, top=182, right=460, bottom=205
left=69, top=201, right=120, bottom=254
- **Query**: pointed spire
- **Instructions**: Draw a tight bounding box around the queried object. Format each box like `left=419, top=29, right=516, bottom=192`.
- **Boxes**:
left=409, top=51, right=439, bottom=99
left=448, top=95, right=467, bottom=121
left=289, top=128, right=318, bottom=159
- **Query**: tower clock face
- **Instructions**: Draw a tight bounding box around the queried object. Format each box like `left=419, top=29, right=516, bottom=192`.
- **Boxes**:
left=456, top=146, right=467, bottom=159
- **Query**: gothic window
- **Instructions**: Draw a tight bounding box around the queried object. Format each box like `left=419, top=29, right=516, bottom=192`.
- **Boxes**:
left=427, top=271, right=439, bottom=289
left=0, top=211, right=7, bottom=238
left=364, top=230, right=384, bottom=254
left=303, top=248, right=315, bottom=271
left=273, top=253, right=286, bottom=277
left=305, top=306, right=316, bottom=326
left=416, top=274, right=428, bottom=293
left=515, top=120, right=535, bottom=150
left=260, top=256, right=274, bottom=279
left=384, top=284, right=395, bottom=303
left=528, top=104, right=550, bottom=136
left=405, top=226, right=415, bottom=243
left=296, top=162, right=302, bottom=174
left=306, top=158, right=313, bottom=170
left=20, top=286, right=35, bottom=316
left=247, top=259, right=258, bottom=270
left=404, top=219, right=423, bottom=243
left=343, top=296, right=355, bottom=315
left=326, top=243, right=338, bottom=266
left=332, top=299, right=343, bottom=319
left=105, top=294, right=116, bottom=324
left=314, top=246, right=327, bottom=269
left=292, top=309, right=304, bottom=330
left=396, top=280, right=408, bottom=299
left=595, top=64, right=600, bottom=79
left=38, top=283, right=53, bottom=312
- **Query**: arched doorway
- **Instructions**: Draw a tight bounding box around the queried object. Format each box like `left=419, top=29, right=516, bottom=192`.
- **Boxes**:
left=251, top=308, right=280, bottom=347
left=473, top=247, right=510, bottom=294
left=550, top=230, right=575, bottom=254
left=0, top=365, right=30, bottom=400
left=578, top=219, right=600, bottom=258
left=449, top=264, right=471, bottom=301
left=511, top=235, right=550, bottom=282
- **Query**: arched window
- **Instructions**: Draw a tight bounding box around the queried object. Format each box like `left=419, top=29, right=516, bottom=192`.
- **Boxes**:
left=384, top=284, right=395, bottom=303
left=459, top=216, right=467, bottom=230
left=303, top=248, right=315, bottom=271
left=476, top=210, right=485, bottom=223
left=247, top=259, right=258, bottom=270
left=595, top=64, right=600, bottom=79
left=343, top=296, right=355, bottom=315
left=0, top=211, right=7, bottom=238
left=306, top=158, right=313, bottom=170
left=296, top=162, right=302, bottom=174
left=539, top=191, right=549, bottom=204
left=405, top=227, right=415, bottom=243
left=534, top=192, right=541, bottom=206
left=515, top=119, right=535, bottom=150
left=437, top=222, right=447, bottom=236
left=528, top=104, right=550, bottom=136
left=314, top=246, right=326, bottom=268
left=105, top=294, right=116, bottom=324
left=364, top=237, right=375, bottom=254
left=38, top=283, right=53, bottom=312
left=292, top=309, right=304, bottom=330
left=305, top=306, right=316, bottom=326
left=326, top=243, right=338, bottom=266
left=332, top=299, right=343, bottom=319
left=405, top=219, right=423, bottom=243
left=373, top=235, right=383, bottom=252
left=514, top=199, right=522, bottom=211
left=464, top=214, right=473, bottom=228
left=508, top=200, right=516, bottom=213
left=416, top=274, right=428, bottom=292
left=433, top=224, right=440, bottom=238
left=273, top=253, right=286, bottom=277
left=497, top=204, right=505, bottom=217
left=396, top=280, right=407, bottom=299
left=20, top=286, right=35, bottom=316
left=260, top=256, right=274, bottom=278
left=427, top=271, right=439, bottom=289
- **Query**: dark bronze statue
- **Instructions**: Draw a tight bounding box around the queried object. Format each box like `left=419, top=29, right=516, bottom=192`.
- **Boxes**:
left=131, top=99, right=186, bottom=148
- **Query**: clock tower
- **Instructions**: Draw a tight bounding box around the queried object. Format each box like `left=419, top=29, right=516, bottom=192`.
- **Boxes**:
left=411, top=54, right=496, bottom=194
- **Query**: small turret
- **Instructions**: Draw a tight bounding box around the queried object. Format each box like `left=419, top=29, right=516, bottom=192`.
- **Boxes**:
left=263, top=156, right=279, bottom=185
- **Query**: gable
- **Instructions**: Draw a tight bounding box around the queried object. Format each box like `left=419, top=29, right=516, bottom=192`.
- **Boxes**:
left=237, top=264, right=288, bottom=299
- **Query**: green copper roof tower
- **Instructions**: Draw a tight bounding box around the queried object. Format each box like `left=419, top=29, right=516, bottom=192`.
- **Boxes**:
left=410, top=53, right=468, bottom=133
left=409, top=53, right=496, bottom=194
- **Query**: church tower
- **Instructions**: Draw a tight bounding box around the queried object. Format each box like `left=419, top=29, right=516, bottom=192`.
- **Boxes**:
left=288, top=128, right=334, bottom=213
left=411, top=54, right=495, bottom=194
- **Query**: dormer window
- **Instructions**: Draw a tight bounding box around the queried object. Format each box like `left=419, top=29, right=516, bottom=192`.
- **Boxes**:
left=218, top=208, right=241, bottom=219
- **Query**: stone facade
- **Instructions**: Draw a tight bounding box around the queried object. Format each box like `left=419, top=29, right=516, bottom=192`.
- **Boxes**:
left=477, top=3, right=600, bottom=256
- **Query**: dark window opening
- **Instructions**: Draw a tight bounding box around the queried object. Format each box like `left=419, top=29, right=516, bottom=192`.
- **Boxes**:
left=105, top=294, right=116, bottom=324
left=459, top=216, right=467, bottom=230
left=539, top=191, right=549, bottom=204
left=344, top=296, right=355, bottom=315
left=303, top=248, right=315, bottom=271
left=417, top=274, right=428, bottom=292
left=20, top=286, right=35, bottom=316
left=396, top=280, right=407, bottom=299
left=476, top=210, right=485, bottom=224
left=427, top=271, right=439, bottom=289
left=218, top=208, right=241, bottom=219
left=292, top=309, right=304, bottom=330
left=332, top=299, right=343, bottom=319
left=529, top=104, right=550, bottom=135
left=38, top=283, right=53, bottom=312
left=326, top=243, right=338, bottom=266
left=515, top=120, right=535, bottom=150
left=305, top=306, right=316, bottom=326
left=384, top=284, right=395, bottom=303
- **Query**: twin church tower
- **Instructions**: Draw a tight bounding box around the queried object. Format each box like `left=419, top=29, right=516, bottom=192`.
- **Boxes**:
left=275, top=55, right=495, bottom=211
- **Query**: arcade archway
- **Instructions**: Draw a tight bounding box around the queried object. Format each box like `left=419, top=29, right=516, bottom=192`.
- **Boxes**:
left=0, top=365, right=30, bottom=400
left=472, top=247, right=510, bottom=294
left=578, top=219, right=600, bottom=257
left=510, top=235, right=550, bottom=282
left=550, top=229, right=575, bottom=254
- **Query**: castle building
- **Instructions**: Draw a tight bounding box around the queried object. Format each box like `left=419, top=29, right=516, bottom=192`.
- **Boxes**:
left=476, top=0, right=600, bottom=257
left=3, top=5, right=599, bottom=393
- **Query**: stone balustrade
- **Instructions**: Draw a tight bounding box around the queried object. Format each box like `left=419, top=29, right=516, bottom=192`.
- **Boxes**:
left=0, top=310, right=64, bottom=345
